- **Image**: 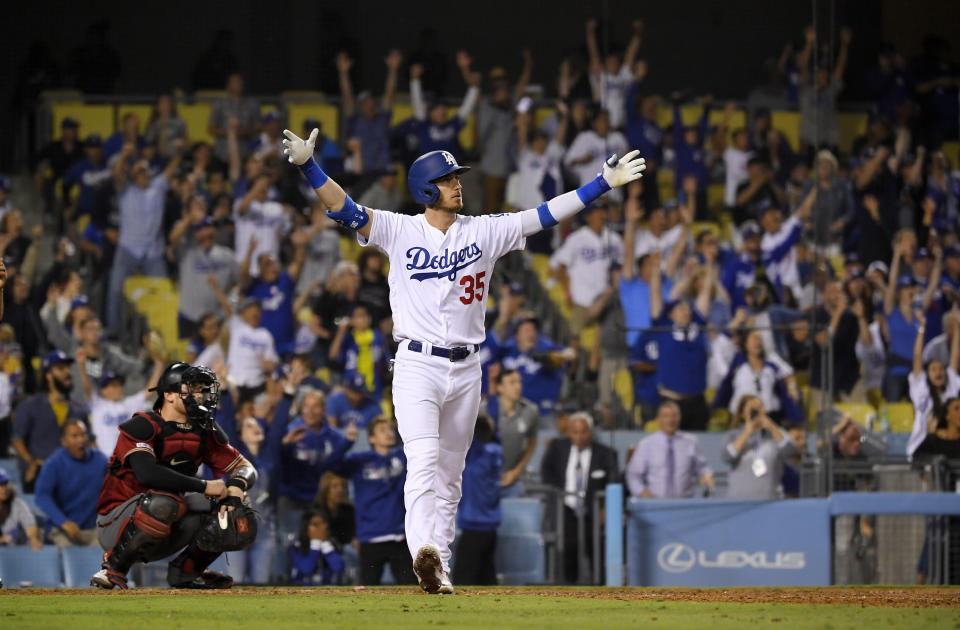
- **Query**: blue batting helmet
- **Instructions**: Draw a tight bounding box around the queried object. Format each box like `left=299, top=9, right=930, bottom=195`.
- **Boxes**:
left=407, top=151, right=470, bottom=205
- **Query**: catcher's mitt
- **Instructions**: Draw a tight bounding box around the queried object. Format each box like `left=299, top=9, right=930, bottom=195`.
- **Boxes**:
left=196, top=496, right=259, bottom=553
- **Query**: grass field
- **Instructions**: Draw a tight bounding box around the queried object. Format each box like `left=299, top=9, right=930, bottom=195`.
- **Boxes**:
left=2, top=587, right=959, bottom=630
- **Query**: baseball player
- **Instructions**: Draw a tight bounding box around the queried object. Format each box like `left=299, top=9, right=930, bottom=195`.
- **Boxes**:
left=91, top=362, right=258, bottom=589
left=282, top=126, right=644, bottom=594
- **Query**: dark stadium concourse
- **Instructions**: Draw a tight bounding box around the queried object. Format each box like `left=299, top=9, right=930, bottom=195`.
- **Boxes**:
left=0, top=0, right=959, bottom=591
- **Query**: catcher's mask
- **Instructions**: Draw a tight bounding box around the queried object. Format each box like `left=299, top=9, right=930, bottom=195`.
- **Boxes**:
left=179, top=365, right=220, bottom=427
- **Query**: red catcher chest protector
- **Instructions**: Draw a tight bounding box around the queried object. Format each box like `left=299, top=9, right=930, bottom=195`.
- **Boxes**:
left=138, top=411, right=208, bottom=476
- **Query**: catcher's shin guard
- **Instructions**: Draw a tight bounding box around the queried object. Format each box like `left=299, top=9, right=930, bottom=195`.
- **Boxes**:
left=97, top=493, right=186, bottom=586
left=167, top=542, right=224, bottom=588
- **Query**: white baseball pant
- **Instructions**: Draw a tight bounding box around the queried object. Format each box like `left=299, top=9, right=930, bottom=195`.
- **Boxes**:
left=392, top=339, right=481, bottom=574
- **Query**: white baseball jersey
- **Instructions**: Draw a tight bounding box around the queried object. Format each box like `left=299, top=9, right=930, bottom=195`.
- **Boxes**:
left=226, top=316, right=279, bottom=387
left=359, top=210, right=526, bottom=346
left=90, top=391, right=150, bottom=458
left=233, top=199, right=291, bottom=275
left=549, top=226, right=623, bottom=308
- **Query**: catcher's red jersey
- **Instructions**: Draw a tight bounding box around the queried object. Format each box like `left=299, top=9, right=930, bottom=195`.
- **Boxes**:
left=97, top=411, right=243, bottom=514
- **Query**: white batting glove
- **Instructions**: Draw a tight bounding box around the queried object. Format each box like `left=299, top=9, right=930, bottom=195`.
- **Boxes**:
left=601, top=150, right=646, bottom=188
left=282, top=128, right=318, bottom=166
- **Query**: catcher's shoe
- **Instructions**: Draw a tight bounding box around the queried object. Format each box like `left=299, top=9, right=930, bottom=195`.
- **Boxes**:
left=438, top=571, right=454, bottom=595
left=413, top=544, right=443, bottom=594
left=90, top=566, right=129, bottom=590
left=171, top=569, right=234, bottom=590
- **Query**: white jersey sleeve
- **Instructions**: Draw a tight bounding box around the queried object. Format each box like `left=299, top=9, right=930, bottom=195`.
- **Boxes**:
left=477, top=213, right=525, bottom=261
left=359, top=208, right=405, bottom=254
left=549, top=232, right=577, bottom=270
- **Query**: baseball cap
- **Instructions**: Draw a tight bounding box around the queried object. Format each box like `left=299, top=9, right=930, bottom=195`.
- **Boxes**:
left=915, top=248, right=932, bottom=260
left=867, top=260, right=889, bottom=276
left=262, top=110, right=281, bottom=123
left=488, top=67, right=507, bottom=82
left=946, top=245, right=960, bottom=259
left=663, top=199, right=679, bottom=211
left=897, top=275, right=921, bottom=288
left=0, top=467, right=9, bottom=485
left=303, top=117, right=320, bottom=130
left=844, top=252, right=861, bottom=266
left=61, top=117, right=79, bottom=129
left=741, top=220, right=763, bottom=239
left=508, top=281, right=525, bottom=296
left=344, top=371, right=368, bottom=393
left=84, top=134, right=103, bottom=148
left=196, top=216, right=216, bottom=230
left=0, top=175, right=10, bottom=193
left=847, top=268, right=864, bottom=280
left=99, top=371, right=125, bottom=389
left=42, top=349, right=74, bottom=372
left=70, top=295, right=90, bottom=312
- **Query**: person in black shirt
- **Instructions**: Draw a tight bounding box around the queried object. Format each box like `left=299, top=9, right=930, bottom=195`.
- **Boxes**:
left=810, top=280, right=861, bottom=412
left=733, top=157, right=786, bottom=226
left=356, top=249, right=392, bottom=338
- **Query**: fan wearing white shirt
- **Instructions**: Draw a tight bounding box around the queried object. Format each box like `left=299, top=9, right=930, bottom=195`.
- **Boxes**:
left=632, top=203, right=686, bottom=263
left=564, top=111, right=629, bottom=203
left=550, top=204, right=624, bottom=333
left=723, top=129, right=752, bottom=208
left=507, top=102, right=569, bottom=211
left=233, top=174, right=293, bottom=276
left=77, top=359, right=165, bottom=459
left=211, top=284, right=280, bottom=401
left=585, top=18, right=643, bottom=129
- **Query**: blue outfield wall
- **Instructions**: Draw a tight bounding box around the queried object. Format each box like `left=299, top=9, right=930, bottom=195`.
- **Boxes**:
left=624, top=493, right=960, bottom=587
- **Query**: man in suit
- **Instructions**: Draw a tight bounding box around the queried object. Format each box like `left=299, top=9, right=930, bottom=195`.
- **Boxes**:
left=540, top=411, right=618, bottom=584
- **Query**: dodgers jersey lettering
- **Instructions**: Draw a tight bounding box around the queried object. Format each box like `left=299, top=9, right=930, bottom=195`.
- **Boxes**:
left=359, top=210, right=525, bottom=346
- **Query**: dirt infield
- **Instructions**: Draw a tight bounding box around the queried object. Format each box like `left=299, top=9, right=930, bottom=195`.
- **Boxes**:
left=6, top=586, right=958, bottom=608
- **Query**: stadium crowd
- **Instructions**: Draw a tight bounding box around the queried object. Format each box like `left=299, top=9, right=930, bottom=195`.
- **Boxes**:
left=1, top=17, right=960, bottom=586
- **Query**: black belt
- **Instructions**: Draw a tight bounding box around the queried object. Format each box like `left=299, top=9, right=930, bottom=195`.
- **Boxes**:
left=406, top=340, right=479, bottom=362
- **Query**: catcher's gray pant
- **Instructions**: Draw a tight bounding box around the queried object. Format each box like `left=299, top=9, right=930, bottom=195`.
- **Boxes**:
left=97, top=492, right=212, bottom=561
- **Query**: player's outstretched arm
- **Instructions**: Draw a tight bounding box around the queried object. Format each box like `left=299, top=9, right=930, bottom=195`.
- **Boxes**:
left=283, top=128, right=373, bottom=239
left=519, top=151, right=646, bottom=237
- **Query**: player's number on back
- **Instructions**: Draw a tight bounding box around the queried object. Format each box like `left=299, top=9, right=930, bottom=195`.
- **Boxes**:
left=459, top=271, right=486, bottom=305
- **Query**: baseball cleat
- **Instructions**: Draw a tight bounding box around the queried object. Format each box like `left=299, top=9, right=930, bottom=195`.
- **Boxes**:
left=438, top=571, right=454, bottom=594
left=90, top=567, right=129, bottom=590
left=413, top=544, right=443, bottom=594
left=171, top=569, right=234, bottom=590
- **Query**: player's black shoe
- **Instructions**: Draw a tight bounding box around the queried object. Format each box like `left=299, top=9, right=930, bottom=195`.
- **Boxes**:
left=171, top=569, right=234, bottom=589
left=413, top=544, right=443, bottom=594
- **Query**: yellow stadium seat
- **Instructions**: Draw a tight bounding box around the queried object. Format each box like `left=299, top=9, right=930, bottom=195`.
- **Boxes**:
left=942, top=141, right=959, bottom=163
left=391, top=102, right=415, bottom=126
left=771, top=110, right=801, bottom=150
left=579, top=325, right=597, bottom=350
left=136, top=293, right=178, bottom=347
left=613, top=368, right=634, bottom=412
left=52, top=102, right=114, bottom=140
left=706, top=184, right=725, bottom=213
left=829, top=255, right=844, bottom=277
left=124, top=276, right=175, bottom=305
left=530, top=254, right=552, bottom=286
left=708, top=408, right=731, bottom=432
left=692, top=222, right=717, bottom=242
left=178, top=102, right=214, bottom=144
left=656, top=104, right=705, bottom=129
left=380, top=398, right=393, bottom=420
left=534, top=107, right=555, bottom=131
left=314, top=367, right=331, bottom=385
left=643, top=420, right=659, bottom=433
left=548, top=284, right=571, bottom=320
left=282, top=91, right=325, bottom=101
left=297, top=306, right=314, bottom=325
left=833, top=402, right=876, bottom=426
left=657, top=168, right=675, bottom=201
left=286, top=102, right=339, bottom=143
left=173, top=339, right=190, bottom=361
left=458, top=112, right=476, bottom=152
left=116, top=104, right=153, bottom=133
left=339, top=235, right=361, bottom=263
left=883, top=402, right=914, bottom=433
left=837, top=112, right=868, bottom=155
left=709, top=107, right=746, bottom=142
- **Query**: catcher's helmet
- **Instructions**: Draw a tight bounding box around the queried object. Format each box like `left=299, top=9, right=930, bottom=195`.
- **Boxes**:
left=179, top=365, right=221, bottom=427
left=407, top=150, right=470, bottom=205
left=150, top=362, right=191, bottom=410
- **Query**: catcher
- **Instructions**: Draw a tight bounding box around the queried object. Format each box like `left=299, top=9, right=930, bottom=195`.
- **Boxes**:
left=91, top=362, right=258, bottom=589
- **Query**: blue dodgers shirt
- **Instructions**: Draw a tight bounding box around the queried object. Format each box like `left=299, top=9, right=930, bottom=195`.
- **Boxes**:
left=332, top=447, right=406, bottom=543
left=34, top=447, right=108, bottom=529
left=277, top=418, right=354, bottom=503
left=628, top=331, right=661, bottom=408
left=619, top=274, right=672, bottom=348
left=499, top=335, right=564, bottom=415
left=245, top=271, right=296, bottom=356
left=457, top=440, right=502, bottom=532
left=325, top=391, right=381, bottom=429
left=652, top=310, right=709, bottom=396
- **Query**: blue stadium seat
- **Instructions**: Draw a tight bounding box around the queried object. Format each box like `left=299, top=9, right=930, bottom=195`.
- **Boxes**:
left=0, top=546, right=62, bottom=587
left=61, top=546, right=104, bottom=587
left=495, top=533, right=545, bottom=585
left=0, top=458, right=20, bottom=487
left=499, top=498, right=542, bottom=535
